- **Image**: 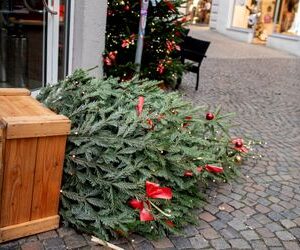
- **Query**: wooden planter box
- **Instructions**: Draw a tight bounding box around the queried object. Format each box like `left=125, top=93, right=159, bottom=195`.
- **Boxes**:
left=0, top=88, right=70, bottom=243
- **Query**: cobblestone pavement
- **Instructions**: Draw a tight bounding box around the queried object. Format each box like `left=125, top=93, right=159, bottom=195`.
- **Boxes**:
left=1, top=27, right=300, bottom=250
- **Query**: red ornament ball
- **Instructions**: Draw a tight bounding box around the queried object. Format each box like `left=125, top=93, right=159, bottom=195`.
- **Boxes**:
left=206, top=112, right=215, bottom=120
left=123, top=5, right=130, bottom=11
left=235, top=140, right=243, bottom=148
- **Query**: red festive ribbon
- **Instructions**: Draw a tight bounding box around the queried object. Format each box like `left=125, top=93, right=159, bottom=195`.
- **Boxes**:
left=184, top=165, right=224, bottom=176
left=136, top=96, right=145, bottom=116
left=146, top=181, right=172, bottom=199
left=232, top=138, right=248, bottom=153
left=129, top=181, right=172, bottom=221
left=205, top=165, right=224, bottom=173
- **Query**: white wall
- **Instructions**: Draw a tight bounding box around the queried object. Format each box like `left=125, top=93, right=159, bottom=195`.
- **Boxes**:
left=267, top=34, right=300, bottom=56
left=72, top=0, right=107, bottom=77
left=210, top=0, right=253, bottom=42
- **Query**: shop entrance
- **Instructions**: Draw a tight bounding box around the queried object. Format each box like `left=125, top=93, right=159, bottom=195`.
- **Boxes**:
left=0, top=0, right=69, bottom=90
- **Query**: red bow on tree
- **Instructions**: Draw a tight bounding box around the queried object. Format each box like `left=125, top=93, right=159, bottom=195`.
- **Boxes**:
left=136, top=96, right=145, bottom=116
left=129, top=181, right=172, bottom=221
left=205, top=165, right=224, bottom=173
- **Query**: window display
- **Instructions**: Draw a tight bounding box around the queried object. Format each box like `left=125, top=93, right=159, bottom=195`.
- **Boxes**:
left=275, top=0, right=300, bottom=35
left=187, top=0, right=211, bottom=25
left=231, top=0, right=299, bottom=40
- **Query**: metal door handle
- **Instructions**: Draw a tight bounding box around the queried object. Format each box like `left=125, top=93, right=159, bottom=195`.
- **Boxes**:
left=42, top=0, right=58, bottom=15
left=23, top=0, right=58, bottom=15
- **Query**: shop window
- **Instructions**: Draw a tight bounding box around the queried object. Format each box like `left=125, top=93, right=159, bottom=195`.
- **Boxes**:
left=275, top=0, right=300, bottom=35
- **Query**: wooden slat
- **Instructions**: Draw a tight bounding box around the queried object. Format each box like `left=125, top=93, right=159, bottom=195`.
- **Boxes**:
left=0, top=138, right=38, bottom=227
left=0, top=126, right=5, bottom=228
left=0, top=215, right=59, bottom=243
left=0, top=96, right=54, bottom=118
left=2, top=115, right=71, bottom=139
left=0, top=88, right=30, bottom=96
left=31, top=136, right=67, bottom=220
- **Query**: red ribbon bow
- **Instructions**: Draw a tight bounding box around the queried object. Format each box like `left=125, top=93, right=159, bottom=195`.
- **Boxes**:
left=136, top=96, right=145, bottom=116
left=129, top=181, right=172, bottom=221
left=205, top=165, right=224, bottom=173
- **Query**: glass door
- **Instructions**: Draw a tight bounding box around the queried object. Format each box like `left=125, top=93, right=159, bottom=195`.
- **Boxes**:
left=0, top=0, right=67, bottom=90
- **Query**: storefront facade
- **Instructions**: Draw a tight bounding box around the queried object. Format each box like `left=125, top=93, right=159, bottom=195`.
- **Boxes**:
left=210, top=0, right=300, bottom=56
left=0, top=0, right=107, bottom=92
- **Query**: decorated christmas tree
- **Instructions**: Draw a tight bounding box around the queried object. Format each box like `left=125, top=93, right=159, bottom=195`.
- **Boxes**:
left=104, top=0, right=189, bottom=87
left=37, top=70, right=254, bottom=240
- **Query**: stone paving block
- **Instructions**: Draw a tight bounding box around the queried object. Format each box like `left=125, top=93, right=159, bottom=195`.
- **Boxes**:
left=250, top=240, right=268, bottom=250
left=282, top=241, right=300, bottom=250
left=280, top=219, right=297, bottom=229
left=257, top=197, right=271, bottom=206
left=275, top=230, right=296, bottom=241
left=199, top=212, right=216, bottom=222
left=215, top=211, right=233, bottom=222
left=210, top=220, right=227, bottom=230
left=64, top=234, right=88, bottom=249
left=267, top=211, right=285, bottom=221
left=219, top=228, right=240, bottom=240
left=245, top=218, right=262, bottom=230
left=204, top=204, right=220, bottom=215
left=196, top=220, right=211, bottom=230
left=256, top=227, right=275, bottom=238
left=0, top=241, right=19, bottom=250
left=241, top=206, right=256, bottom=217
left=289, top=227, right=300, bottom=239
left=263, top=237, right=283, bottom=247
left=37, top=231, right=58, bottom=241
left=133, top=240, right=154, bottom=250
left=279, top=200, right=295, bottom=209
left=117, top=243, right=134, bottom=250
left=169, top=236, right=192, bottom=249
left=231, top=210, right=247, bottom=219
left=255, top=204, right=271, bottom=214
left=183, top=225, right=198, bottom=237
left=57, top=227, right=77, bottom=238
left=228, top=218, right=247, bottom=231
left=43, top=238, right=65, bottom=250
left=270, top=204, right=285, bottom=213
left=218, top=203, right=234, bottom=213
left=228, top=239, right=251, bottom=249
left=253, top=214, right=272, bottom=225
left=25, top=235, right=38, bottom=243
left=129, top=234, right=146, bottom=245
left=151, top=238, right=174, bottom=249
left=228, top=200, right=244, bottom=209
left=200, top=227, right=220, bottom=240
left=189, top=235, right=209, bottom=249
left=21, top=241, right=44, bottom=250
left=240, top=230, right=260, bottom=241
left=210, top=238, right=230, bottom=250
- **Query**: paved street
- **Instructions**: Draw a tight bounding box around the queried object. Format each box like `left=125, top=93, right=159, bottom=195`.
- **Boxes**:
left=1, top=27, right=300, bottom=250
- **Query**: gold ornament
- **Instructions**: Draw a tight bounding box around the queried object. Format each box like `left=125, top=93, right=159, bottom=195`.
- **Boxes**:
left=235, top=155, right=242, bottom=164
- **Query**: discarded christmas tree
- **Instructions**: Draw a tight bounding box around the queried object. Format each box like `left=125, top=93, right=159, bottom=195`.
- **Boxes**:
left=104, top=0, right=189, bottom=86
left=38, top=70, right=252, bottom=240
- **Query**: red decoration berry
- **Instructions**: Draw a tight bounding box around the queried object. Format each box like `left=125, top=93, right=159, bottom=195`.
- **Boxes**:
left=206, top=112, right=214, bottom=120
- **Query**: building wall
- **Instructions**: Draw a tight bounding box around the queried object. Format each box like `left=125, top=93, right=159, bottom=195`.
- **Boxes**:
left=72, top=0, right=107, bottom=77
left=210, top=0, right=253, bottom=43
